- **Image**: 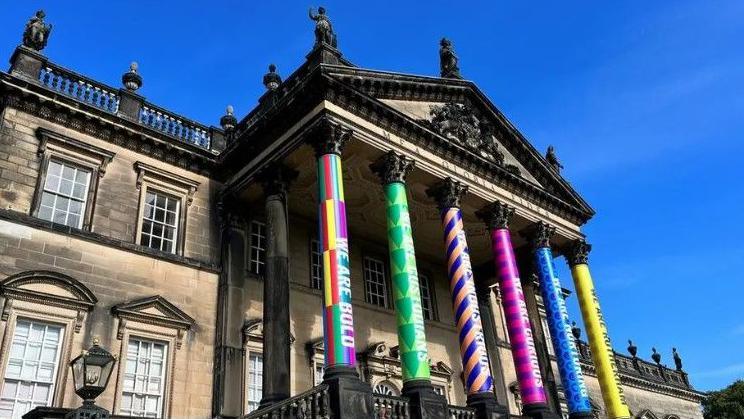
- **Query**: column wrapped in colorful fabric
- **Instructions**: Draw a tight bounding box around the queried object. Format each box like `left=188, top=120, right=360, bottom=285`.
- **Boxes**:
left=428, top=179, right=507, bottom=419
left=371, top=152, right=431, bottom=382
left=312, top=121, right=357, bottom=370
left=373, top=152, right=447, bottom=419
left=310, top=117, right=374, bottom=419
left=567, top=240, right=631, bottom=419
left=527, top=223, right=593, bottom=419
left=478, top=202, right=553, bottom=419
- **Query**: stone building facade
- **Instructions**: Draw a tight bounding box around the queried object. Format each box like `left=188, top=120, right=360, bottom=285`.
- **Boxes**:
left=0, top=9, right=703, bottom=419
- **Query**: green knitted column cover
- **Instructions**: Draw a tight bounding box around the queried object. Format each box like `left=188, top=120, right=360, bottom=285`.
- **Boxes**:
left=385, top=182, right=431, bottom=381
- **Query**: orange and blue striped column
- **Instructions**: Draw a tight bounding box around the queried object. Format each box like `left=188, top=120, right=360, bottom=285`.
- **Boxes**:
left=315, top=128, right=356, bottom=369
left=479, top=202, right=550, bottom=416
left=428, top=179, right=494, bottom=396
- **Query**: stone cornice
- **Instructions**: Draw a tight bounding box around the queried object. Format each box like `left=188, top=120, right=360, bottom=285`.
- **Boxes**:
left=0, top=73, right=219, bottom=176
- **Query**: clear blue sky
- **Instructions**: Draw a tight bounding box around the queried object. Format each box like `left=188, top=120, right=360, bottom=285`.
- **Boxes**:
left=2, top=1, right=742, bottom=392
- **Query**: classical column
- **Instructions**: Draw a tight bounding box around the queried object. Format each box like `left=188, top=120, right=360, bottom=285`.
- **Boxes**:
left=473, top=280, right=511, bottom=409
left=526, top=223, right=592, bottom=419
left=478, top=202, right=555, bottom=419
left=309, top=118, right=374, bottom=418
left=566, top=240, right=630, bottom=419
left=258, top=164, right=297, bottom=408
left=371, top=151, right=446, bottom=419
left=427, top=178, right=507, bottom=419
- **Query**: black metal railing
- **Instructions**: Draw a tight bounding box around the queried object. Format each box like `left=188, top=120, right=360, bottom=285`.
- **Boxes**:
left=447, top=405, right=476, bottom=419
left=39, top=64, right=119, bottom=113
left=373, top=393, right=410, bottom=419
left=244, top=384, right=330, bottom=419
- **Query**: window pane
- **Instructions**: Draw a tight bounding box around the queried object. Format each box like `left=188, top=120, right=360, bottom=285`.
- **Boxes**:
left=140, top=190, right=180, bottom=254
left=364, top=257, right=387, bottom=307
left=248, top=221, right=266, bottom=276
left=37, top=161, right=90, bottom=228
left=246, top=353, right=263, bottom=413
left=2, top=320, right=64, bottom=419
left=120, top=338, right=167, bottom=418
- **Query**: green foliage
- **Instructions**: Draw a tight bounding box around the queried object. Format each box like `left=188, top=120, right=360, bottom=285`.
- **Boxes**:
left=703, top=380, right=744, bottom=419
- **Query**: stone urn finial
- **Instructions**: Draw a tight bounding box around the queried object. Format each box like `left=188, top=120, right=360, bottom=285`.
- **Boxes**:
left=571, top=321, right=581, bottom=340
left=263, top=64, right=282, bottom=91
left=627, top=339, right=637, bottom=357
left=220, top=105, right=238, bottom=133
left=122, top=62, right=143, bottom=91
left=651, top=347, right=661, bottom=364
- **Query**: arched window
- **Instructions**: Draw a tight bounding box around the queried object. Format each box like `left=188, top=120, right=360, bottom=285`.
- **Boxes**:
left=373, top=381, right=400, bottom=396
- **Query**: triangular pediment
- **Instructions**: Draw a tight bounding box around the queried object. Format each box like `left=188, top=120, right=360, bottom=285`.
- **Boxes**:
left=111, top=295, right=194, bottom=330
left=322, top=66, right=594, bottom=223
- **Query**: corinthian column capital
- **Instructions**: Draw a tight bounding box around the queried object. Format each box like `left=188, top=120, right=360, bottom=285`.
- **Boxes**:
left=258, top=163, right=299, bottom=197
left=307, top=116, right=353, bottom=157
left=567, top=239, right=592, bottom=266
left=369, top=151, right=414, bottom=184
left=426, top=177, right=468, bottom=210
left=476, top=201, right=514, bottom=230
left=523, top=221, right=556, bottom=250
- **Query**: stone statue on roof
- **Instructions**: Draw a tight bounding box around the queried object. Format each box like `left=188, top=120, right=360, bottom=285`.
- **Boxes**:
left=439, top=38, right=461, bottom=79
left=309, top=7, right=337, bottom=48
left=545, top=145, right=563, bottom=172
left=23, top=10, right=52, bottom=51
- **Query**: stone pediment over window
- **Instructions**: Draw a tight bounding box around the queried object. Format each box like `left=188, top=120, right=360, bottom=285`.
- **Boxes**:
left=242, top=318, right=295, bottom=346
left=112, top=295, right=195, bottom=346
left=0, top=270, right=97, bottom=329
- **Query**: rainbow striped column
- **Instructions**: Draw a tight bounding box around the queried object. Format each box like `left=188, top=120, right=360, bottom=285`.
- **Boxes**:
left=317, top=153, right=356, bottom=368
left=568, top=241, right=630, bottom=419
left=440, top=207, right=494, bottom=394
left=534, top=245, right=592, bottom=415
left=491, top=227, right=547, bottom=407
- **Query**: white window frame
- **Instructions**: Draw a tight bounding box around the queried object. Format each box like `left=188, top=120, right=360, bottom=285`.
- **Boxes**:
left=0, top=319, right=65, bottom=419
left=363, top=256, right=388, bottom=308
left=134, top=162, right=199, bottom=256
left=138, top=189, right=181, bottom=254
left=248, top=221, right=266, bottom=276
left=112, top=319, right=182, bottom=419
left=119, top=338, right=168, bottom=418
left=32, top=128, right=114, bottom=231
left=37, top=160, right=91, bottom=229
left=418, top=273, right=435, bottom=321
left=245, top=352, right=263, bottom=414
left=310, top=238, right=323, bottom=290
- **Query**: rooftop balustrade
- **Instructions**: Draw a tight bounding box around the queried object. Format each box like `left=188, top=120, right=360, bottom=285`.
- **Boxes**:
left=7, top=46, right=223, bottom=152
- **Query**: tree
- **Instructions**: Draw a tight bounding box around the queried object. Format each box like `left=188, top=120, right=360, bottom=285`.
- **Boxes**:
left=703, top=380, right=744, bottom=419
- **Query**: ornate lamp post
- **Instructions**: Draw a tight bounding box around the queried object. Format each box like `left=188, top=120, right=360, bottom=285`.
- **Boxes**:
left=66, top=339, right=116, bottom=419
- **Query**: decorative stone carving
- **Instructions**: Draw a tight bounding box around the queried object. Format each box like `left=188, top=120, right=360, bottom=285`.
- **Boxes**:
left=567, top=239, right=592, bottom=266
left=476, top=201, right=514, bottom=230
left=308, top=116, right=353, bottom=156
left=527, top=221, right=556, bottom=250
left=263, top=64, right=282, bottom=91
left=571, top=321, right=582, bottom=341
left=309, top=7, right=337, bottom=48
left=439, top=38, right=461, bottom=79
left=22, top=10, right=52, bottom=51
left=258, top=162, right=298, bottom=197
left=370, top=151, right=414, bottom=185
left=545, top=145, right=563, bottom=173
left=426, top=177, right=468, bottom=210
left=428, top=103, right=504, bottom=164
